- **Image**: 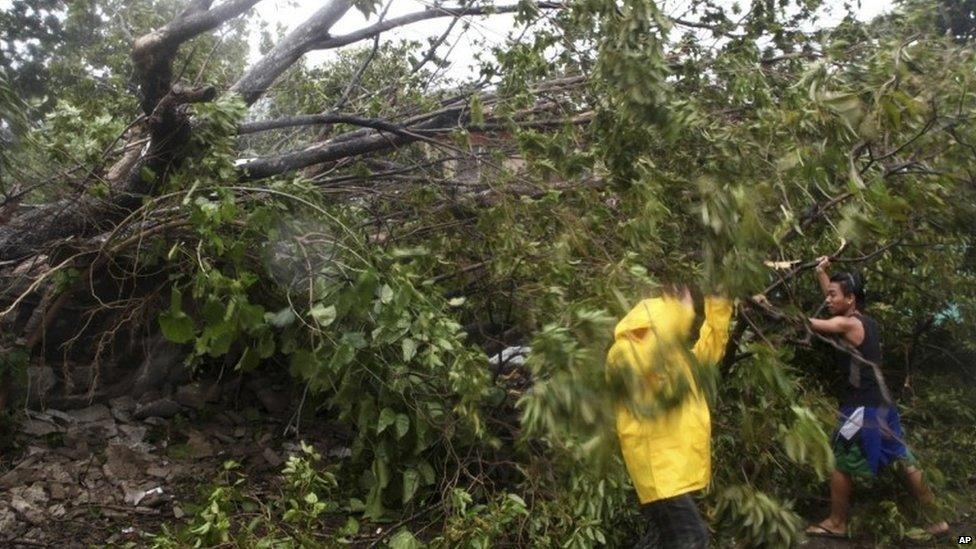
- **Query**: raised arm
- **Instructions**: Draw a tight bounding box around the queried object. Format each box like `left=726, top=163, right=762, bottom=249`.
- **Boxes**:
left=690, top=296, right=733, bottom=366
left=814, top=255, right=831, bottom=297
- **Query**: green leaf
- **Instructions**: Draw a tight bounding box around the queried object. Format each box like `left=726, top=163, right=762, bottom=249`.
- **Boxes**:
left=139, top=165, right=155, bottom=183
left=822, top=91, right=864, bottom=129
left=379, top=284, right=394, bottom=304
left=402, top=468, right=420, bottom=504
left=343, top=331, right=368, bottom=349
left=265, top=307, right=296, bottom=328
left=346, top=498, right=365, bottom=512
left=309, top=303, right=337, bottom=327
left=418, top=460, right=435, bottom=485
left=289, top=349, right=317, bottom=378
left=775, top=149, right=801, bottom=172
left=159, top=310, right=195, bottom=344
left=391, top=246, right=429, bottom=258
left=848, top=157, right=865, bottom=190
left=401, top=338, right=417, bottom=362
left=363, top=486, right=385, bottom=521
left=198, top=321, right=235, bottom=357
left=377, top=407, right=397, bottom=434
left=395, top=413, right=410, bottom=439
left=340, top=516, right=360, bottom=536
left=388, top=529, right=422, bottom=549
left=373, top=456, right=390, bottom=488
left=470, top=94, right=485, bottom=125
left=256, top=331, right=275, bottom=358
left=236, top=346, right=259, bottom=371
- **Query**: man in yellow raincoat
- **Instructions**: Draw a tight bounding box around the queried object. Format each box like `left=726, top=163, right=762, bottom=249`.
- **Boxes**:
left=606, top=287, right=733, bottom=548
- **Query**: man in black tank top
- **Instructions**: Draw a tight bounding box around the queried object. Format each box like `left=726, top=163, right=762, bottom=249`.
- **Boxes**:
left=804, top=257, right=949, bottom=539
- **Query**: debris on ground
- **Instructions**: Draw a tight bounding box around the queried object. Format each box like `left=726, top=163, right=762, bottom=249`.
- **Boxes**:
left=0, top=383, right=319, bottom=547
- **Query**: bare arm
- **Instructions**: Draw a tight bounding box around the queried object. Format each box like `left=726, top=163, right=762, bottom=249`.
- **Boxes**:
left=809, top=316, right=853, bottom=334
left=814, top=255, right=831, bottom=297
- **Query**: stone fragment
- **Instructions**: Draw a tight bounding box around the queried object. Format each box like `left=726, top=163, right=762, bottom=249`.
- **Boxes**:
left=134, top=398, right=182, bottom=419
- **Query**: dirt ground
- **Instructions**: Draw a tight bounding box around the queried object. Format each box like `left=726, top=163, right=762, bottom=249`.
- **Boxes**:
left=0, top=388, right=349, bottom=547
left=799, top=531, right=970, bottom=549
left=0, top=392, right=971, bottom=547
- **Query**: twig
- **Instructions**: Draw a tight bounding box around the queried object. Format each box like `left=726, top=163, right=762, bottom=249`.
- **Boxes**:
left=366, top=502, right=445, bottom=548
left=82, top=503, right=161, bottom=515
left=2, top=539, right=50, bottom=548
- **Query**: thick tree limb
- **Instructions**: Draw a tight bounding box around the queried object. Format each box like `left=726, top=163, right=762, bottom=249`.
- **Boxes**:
left=229, top=1, right=353, bottom=105
left=313, top=3, right=564, bottom=51
left=149, top=84, right=217, bottom=123
left=238, top=107, right=467, bottom=180
left=132, top=0, right=263, bottom=62
left=230, top=2, right=565, bottom=105
left=238, top=74, right=587, bottom=179
left=0, top=76, right=583, bottom=261
left=132, top=0, right=262, bottom=113
left=238, top=114, right=403, bottom=134
left=9, top=2, right=268, bottom=264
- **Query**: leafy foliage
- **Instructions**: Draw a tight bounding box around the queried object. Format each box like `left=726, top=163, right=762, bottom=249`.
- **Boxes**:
left=6, top=0, right=976, bottom=546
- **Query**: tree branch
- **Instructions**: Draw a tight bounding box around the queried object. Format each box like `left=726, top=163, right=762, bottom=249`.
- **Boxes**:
left=239, top=113, right=407, bottom=134
left=312, top=3, right=564, bottom=52
left=132, top=0, right=262, bottom=113
left=230, top=2, right=565, bottom=106
left=229, top=0, right=353, bottom=105
left=238, top=106, right=466, bottom=180
left=132, top=0, right=263, bottom=62
left=236, top=77, right=588, bottom=180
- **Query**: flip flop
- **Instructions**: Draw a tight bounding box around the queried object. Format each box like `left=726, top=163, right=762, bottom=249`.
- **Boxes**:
left=924, top=522, right=950, bottom=538
left=805, top=524, right=848, bottom=539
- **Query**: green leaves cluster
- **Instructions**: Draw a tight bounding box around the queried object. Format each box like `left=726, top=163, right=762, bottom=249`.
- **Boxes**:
left=14, top=0, right=972, bottom=545
left=713, top=484, right=806, bottom=548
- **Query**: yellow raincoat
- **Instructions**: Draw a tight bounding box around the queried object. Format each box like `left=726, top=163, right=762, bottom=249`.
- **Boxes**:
left=607, top=296, right=733, bottom=503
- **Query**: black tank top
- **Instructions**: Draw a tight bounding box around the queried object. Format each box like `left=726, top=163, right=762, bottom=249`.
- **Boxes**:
left=835, top=313, right=886, bottom=407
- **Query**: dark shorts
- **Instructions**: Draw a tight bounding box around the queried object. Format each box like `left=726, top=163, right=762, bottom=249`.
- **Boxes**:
left=633, top=493, right=708, bottom=549
left=833, top=405, right=917, bottom=477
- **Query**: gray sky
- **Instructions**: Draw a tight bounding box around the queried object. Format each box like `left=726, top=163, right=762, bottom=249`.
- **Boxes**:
left=250, top=0, right=893, bottom=81
left=0, top=0, right=894, bottom=81
left=251, top=0, right=524, bottom=81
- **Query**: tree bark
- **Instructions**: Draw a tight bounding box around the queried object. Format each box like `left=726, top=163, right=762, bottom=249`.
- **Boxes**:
left=229, top=1, right=353, bottom=105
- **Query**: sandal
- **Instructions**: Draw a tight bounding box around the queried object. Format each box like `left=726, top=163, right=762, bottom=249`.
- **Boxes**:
left=924, top=521, right=950, bottom=538
left=805, top=523, right=848, bottom=539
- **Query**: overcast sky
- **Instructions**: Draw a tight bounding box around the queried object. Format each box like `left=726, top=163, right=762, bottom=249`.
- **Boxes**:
left=251, top=0, right=527, bottom=80
left=250, top=0, right=893, bottom=81
left=0, top=0, right=894, bottom=81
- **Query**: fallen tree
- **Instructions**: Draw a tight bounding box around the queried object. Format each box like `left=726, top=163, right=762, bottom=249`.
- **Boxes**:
left=1, top=0, right=975, bottom=545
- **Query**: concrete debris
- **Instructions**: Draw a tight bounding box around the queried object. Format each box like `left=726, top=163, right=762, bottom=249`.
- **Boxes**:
left=133, top=398, right=182, bottom=419
left=66, top=404, right=112, bottom=424
left=21, top=418, right=63, bottom=436
left=185, top=430, right=215, bottom=458
left=125, top=486, right=163, bottom=507
left=488, top=345, right=531, bottom=367
left=262, top=447, right=283, bottom=467
left=1, top=371, right=318, bottom=545
left=117, top=423, right=147, bottom=444
left=109, top=395, right=136, bottom=423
